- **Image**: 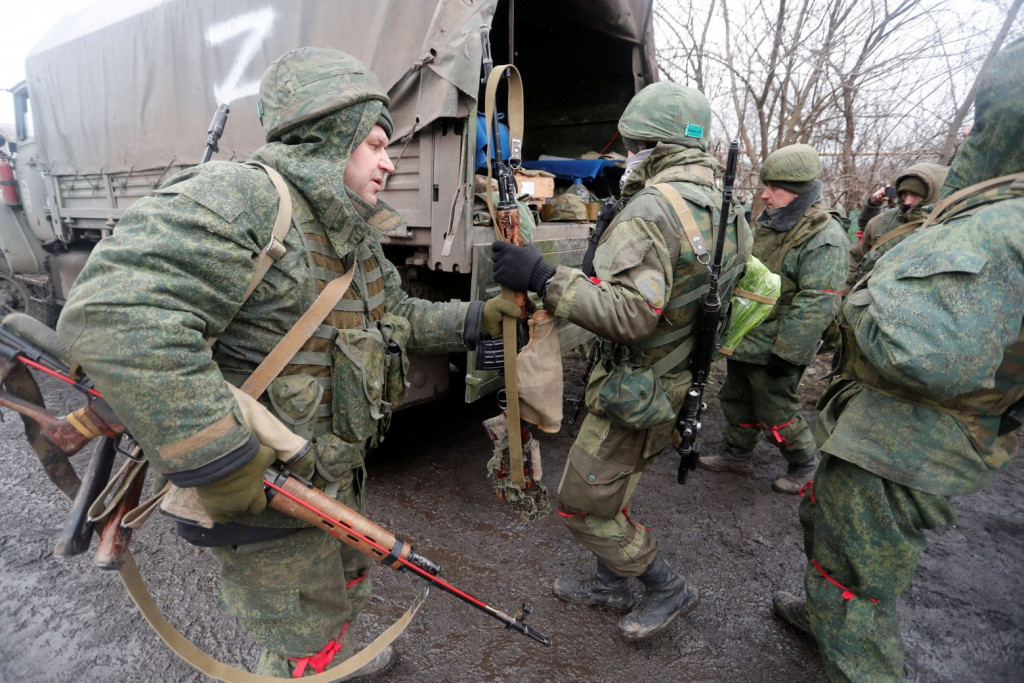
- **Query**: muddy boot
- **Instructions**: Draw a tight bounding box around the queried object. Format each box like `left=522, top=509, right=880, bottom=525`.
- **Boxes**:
left=772, top=456, right=818, bottom=494
left=553, top=561, right=635, bottom=612
left=772, top=591, right=811, bottom=636
left=697, top=444, right=754, bottom=474
left=617, top=554, right=699, bottom=641
left=348, top=645, right=399, bottom=680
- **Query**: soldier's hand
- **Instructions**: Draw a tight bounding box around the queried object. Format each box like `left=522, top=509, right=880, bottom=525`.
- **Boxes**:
left=765, top=353, right=802, bottom=379
left=482, top=295, right=522, bottom=337
left=870, top=186, right=888, bottom=204
left=195, top=444, right=278, bottom=523
left=491, top=241, right=555, bottom=294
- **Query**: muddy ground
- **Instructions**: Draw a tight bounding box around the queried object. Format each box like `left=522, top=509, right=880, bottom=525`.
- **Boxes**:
left=1, top=354, right=1021, bottom=682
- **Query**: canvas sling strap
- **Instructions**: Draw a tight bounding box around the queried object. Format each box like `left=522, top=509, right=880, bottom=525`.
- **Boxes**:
left=109, top=162, right=424, bottom=682
left=868, top=217, right=925, bottom=252
left=920, top=172, right=1024, bottom=229
left=484, top=64, right=527, bottom=488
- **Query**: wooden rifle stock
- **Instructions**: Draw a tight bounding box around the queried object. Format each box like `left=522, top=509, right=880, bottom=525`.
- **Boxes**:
left=0, top=389, right=122, bottom=459
left=93, top=459, right=147, bottom=570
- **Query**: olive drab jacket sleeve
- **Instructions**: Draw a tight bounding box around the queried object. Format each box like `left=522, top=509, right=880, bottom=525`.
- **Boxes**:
left=771, top=226, right=848, bottom=365
left=847, top=201, right=1024, bottom=400
left=541, top=191, right=681, bottom=346
left=56, top=162, right=290, bottom=485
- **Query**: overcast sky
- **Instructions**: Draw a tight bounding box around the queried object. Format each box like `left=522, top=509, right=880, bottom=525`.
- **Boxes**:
left=0, top=0, right=99, bottom=125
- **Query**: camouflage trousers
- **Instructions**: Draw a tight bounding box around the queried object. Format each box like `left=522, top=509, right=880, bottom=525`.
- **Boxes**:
left=556, top=408, right=678, bottom=576
left=210, top=470, right=373, bottom=678
left=719, top=359, right=817, bottom=463
left=799, top=453, right=956, bottom=682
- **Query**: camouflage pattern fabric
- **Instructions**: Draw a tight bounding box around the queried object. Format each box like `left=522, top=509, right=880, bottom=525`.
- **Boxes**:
left=845, top=162, right=948, bottom=292
left=543, top=142, right=750, bottom=575
left=798, top=453, right=955, bottom=682
left=617, top=82, right=711, bottom=151
left=759, top=144, right=823, bottom=187
left=546, top=192, right=589, bottom=221
left=798, top=37, right=1024, bottom=682
left=731, top=184, right=848, bottom=366
left=719, top=359, right=816, bottom=465
left=57, top=51, right=472, bottom=671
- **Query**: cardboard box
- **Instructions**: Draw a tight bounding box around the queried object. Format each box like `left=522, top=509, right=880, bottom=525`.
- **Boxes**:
left=514, top=173, right=555, bottom=199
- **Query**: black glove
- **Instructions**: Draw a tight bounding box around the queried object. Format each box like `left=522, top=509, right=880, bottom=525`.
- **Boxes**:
left=491, top=241, right=556, bottom=294
left=765, top=353, right=803, bottom=379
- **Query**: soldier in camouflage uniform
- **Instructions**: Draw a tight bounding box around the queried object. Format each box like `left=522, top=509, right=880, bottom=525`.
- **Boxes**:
left=491, top=82, right=751, bottom=641
left=772, top=37, right=1024, bottom=682
left=844, top=162, right=949, bottom=293
left=57, top=48, right=516, bottom=678
left=699, top=144, right=848, bottom=494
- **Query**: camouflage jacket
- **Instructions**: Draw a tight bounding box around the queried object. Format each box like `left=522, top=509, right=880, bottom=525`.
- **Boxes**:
left=543, top=144, right=750, bottom=388
left=846, top=162, right=948, bottom=292
left=57, top=158, right=470, bottom=486
left=820, top=185, right=1024, bottom=496
left=731, top=185, right=848, bottom=366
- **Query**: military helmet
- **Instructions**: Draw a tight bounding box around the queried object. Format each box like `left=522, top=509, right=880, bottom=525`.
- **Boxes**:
left=258, top=47, right=392, bottom=142
left=759, top=144, right=822, bottom=194
left=618, top=82, right=711, bottom=152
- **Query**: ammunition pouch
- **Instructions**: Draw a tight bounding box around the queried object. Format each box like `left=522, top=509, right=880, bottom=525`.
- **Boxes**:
left=585, top=344, right=675, bottom=430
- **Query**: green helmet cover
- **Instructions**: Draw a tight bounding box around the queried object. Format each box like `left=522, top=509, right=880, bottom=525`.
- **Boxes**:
left=258, top=47, right=392, bottom=142
left=618, top=82, right=711, bottom=152
left=759, top=144, right=823, bottom=185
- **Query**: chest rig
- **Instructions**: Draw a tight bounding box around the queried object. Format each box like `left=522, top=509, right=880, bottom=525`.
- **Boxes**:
left=277, top=189, right=387, bottom=436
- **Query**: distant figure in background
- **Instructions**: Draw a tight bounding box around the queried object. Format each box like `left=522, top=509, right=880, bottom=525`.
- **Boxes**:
left=845, top=162, right=948, bottom=293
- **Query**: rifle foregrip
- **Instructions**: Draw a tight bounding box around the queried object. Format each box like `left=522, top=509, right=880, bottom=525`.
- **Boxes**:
left=266, top=467, right=428, bottom=572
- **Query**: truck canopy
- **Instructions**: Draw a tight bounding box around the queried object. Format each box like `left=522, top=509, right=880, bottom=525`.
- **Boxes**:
left=25, top=0, right=656, bottom=176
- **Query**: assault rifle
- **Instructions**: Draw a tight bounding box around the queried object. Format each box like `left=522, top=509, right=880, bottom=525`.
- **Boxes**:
left=0, top=323, right=551, bottom=646
left=200, top=104, right=230, bottom=164
left=675, top=139, right=740, bottom=484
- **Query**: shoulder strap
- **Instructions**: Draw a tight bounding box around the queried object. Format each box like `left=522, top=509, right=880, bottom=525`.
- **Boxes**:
left=241, top=162, right=293, bottom=302
left=921, top=172, right=1024, bottom=229
left=652, top=182, right=710, bottom=261
left=869, top=218, right=924, bottom=252
left=240, top=265, right=355, bottom=398
left=482, top=65, right=525, bottom=232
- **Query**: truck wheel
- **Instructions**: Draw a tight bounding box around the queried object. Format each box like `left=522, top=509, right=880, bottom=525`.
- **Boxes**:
left=0, top=257, right=31, bottom=319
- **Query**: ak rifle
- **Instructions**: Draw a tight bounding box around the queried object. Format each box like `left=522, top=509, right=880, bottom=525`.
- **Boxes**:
left=675, top=139, right=740, bottom=484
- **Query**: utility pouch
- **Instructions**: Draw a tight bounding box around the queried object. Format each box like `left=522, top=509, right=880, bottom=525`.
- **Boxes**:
left=516, top=310, right=563, bottom=433
left=267, top=374, right=323, bottom=442
left=585, top=347, right=675, bottom=430
left=331, top=314, right=410, bottom=447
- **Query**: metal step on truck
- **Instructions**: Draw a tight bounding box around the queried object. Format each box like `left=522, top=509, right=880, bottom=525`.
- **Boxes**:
left=0, top=0, right=657, bottom=406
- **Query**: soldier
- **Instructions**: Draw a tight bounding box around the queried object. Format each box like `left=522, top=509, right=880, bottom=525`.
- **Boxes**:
left=699, top=144, right=848, bottom=494
left=490, top=82, right=751, bottom=640
left=772, top=37, right=1024, bottom=682
left=844, top=162, right=949, bottom=293
left=56, top=48, right=516, bottom=678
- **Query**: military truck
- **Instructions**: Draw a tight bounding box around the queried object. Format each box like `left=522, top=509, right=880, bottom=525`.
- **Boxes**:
left=0, top=0, right=657, bottom=404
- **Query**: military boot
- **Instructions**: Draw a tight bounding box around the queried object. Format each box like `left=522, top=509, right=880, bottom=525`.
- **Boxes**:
left=772, top=591, right=811, bottom=636
left=617, top=554, right=699, bottom=641
left=772, top=456, right=818, bottom=494
left=697, top=444, right=754, bottom=474
left=553, top=561, right=635, bottom=612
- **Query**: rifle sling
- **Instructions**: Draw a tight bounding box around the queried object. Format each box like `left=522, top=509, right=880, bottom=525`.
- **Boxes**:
left=117, top=551, right=428, bottom=683
left=484, top=64, right=527, bottom=488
